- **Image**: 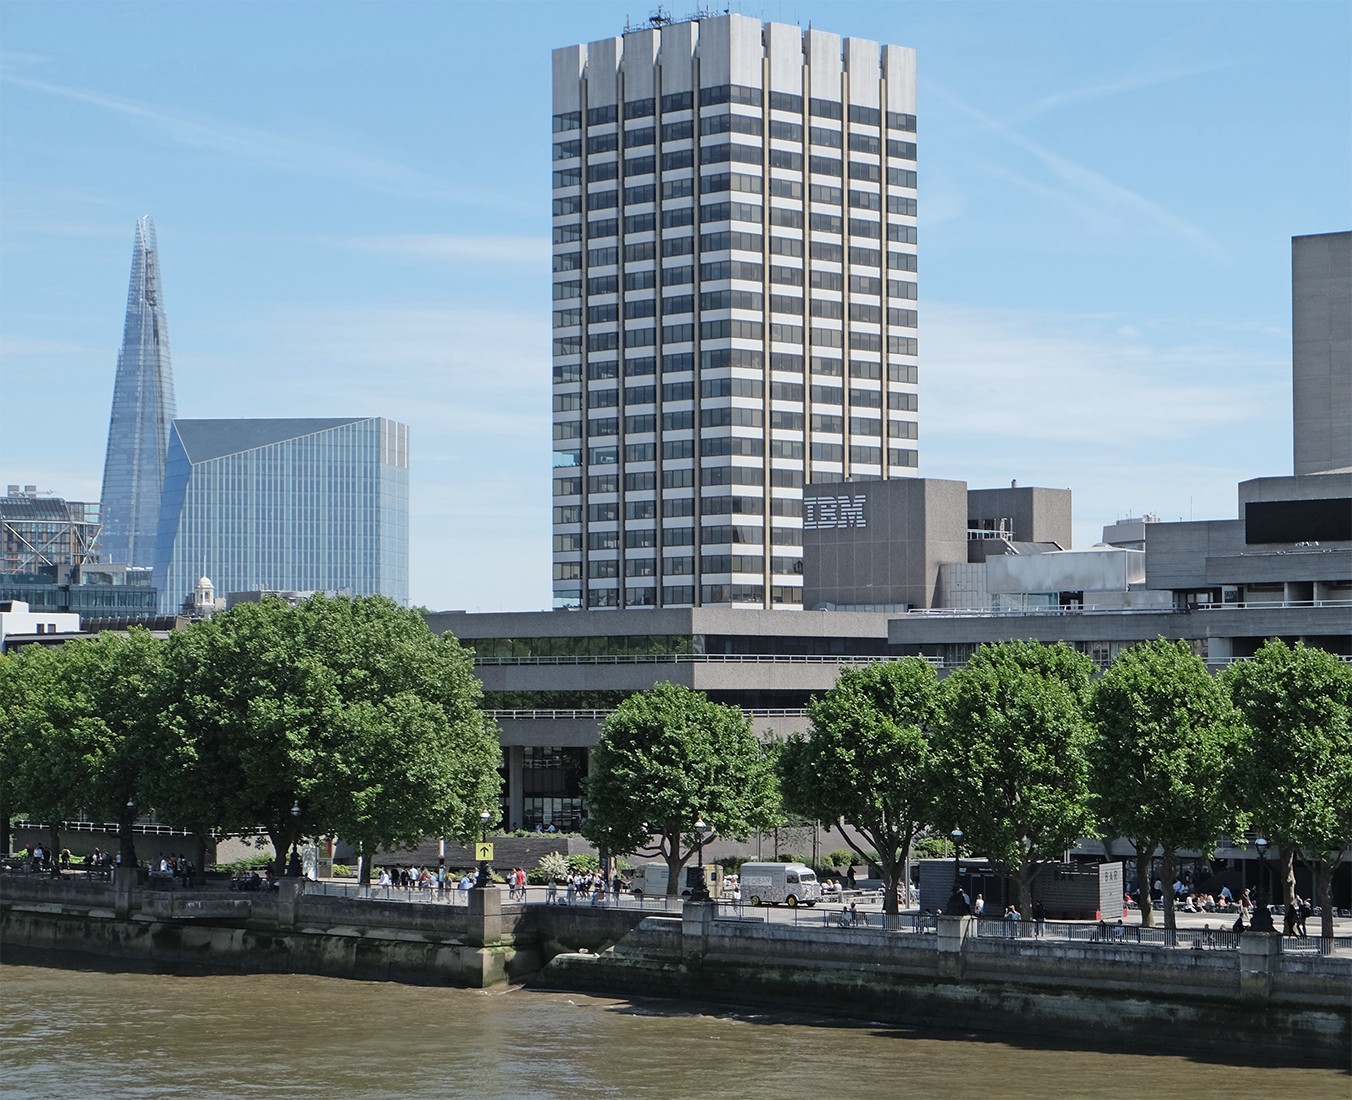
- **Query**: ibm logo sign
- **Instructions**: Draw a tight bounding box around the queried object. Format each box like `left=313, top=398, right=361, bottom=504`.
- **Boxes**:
left=804, top=495, right=868, bottom=530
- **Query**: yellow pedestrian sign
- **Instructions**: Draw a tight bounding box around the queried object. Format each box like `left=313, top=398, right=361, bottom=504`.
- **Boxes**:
left=475, top=843, right=494, bottom=861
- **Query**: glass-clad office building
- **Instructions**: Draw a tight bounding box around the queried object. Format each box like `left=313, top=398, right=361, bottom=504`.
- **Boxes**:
left=152, top=417, right=409, bottom=613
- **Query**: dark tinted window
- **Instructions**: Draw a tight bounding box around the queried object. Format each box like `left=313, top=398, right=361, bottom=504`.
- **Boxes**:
left=1245, top=499, right=1352, bottom=544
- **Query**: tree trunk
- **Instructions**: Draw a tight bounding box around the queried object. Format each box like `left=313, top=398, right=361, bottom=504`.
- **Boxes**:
left=1135, top=844, right=1155, bottom=928
left=1316, top=858, right=1339, bottom=940
left=358, top=836, right=373, bottom=886
left=1017, top=857, right=1035, bottom=924
left=1279, top=846, right=1296, bottom=911
left=664, top=828, right=686, bottom=897
left=194, top=832, right=208, bottom=886
left=880, top=855, right=901, bottom=916
left=1160, top=849, right=1176, bottom=931
left=267, top=825, right=288, bottom=878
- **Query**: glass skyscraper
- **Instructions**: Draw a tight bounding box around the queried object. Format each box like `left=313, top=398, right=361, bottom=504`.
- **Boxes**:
left=551, top=14, right=919, bottom=611
left=152, top=417, right=410, bottom=613
left=100, top=217, right=177, bottom=568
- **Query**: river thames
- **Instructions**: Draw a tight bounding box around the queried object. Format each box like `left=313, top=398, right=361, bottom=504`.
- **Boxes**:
left=2, top=963, right=1346, bottom=1099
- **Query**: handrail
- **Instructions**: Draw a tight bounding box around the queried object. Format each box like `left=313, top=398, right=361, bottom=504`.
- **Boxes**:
left=487, top=707, right=808, bottom=720
left=474, top=653, right=941, bottom=667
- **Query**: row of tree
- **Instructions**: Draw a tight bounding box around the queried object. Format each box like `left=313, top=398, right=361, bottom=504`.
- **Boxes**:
left=0, top=596, right=502, bottom=884
left=581, top=639, right=1352, bottom=938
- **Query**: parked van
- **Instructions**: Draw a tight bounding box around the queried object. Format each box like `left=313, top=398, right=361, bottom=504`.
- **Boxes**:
left=628, top=862, right=722, bottom=900
left=739, top=862, right=822, bottom=907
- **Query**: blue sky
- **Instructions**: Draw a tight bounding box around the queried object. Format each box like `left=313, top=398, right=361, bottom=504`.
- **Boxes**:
left=1, top=1, right=1348, bottom=612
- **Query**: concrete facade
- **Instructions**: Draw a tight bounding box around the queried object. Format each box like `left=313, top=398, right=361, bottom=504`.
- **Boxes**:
left=1292, top=231, right=1351, bottom=476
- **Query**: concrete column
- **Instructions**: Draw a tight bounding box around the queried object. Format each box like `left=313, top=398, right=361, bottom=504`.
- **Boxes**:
left=1238, top=932, right=1279, bottom=1006
left=468, top=886, right=502, bottom=947
left=681, top=899, right=714, bottom=959
left=507, top=745, right=525, bottom=832
left=936, top=914, right=973, bottom=978
left=112, top=866, right=138, bottom=920
left=277, top=877, right=305, bottom=928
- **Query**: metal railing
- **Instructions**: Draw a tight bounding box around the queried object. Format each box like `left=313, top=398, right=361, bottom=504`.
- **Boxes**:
left=474, top=653, right=942, bottom=668
left=487, top=708, right=808, bottom=721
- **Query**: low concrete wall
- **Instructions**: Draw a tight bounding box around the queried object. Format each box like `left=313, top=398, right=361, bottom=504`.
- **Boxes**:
left=537, top=909, right=1352, bottom=1066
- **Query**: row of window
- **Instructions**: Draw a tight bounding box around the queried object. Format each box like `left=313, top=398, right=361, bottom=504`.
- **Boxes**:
left=554, top=160, right=918, bottom=190
left=554, top=186, right=917, bottom=220
left=555, top=242, right=919, bottom=273
left=561, top=585, right=800, bottom=608
left=558, top=525, right=809, bottom=553
left=561, top=121, right=916, bottom=158
left=554, top=463, right=813, bottom=497
left=559, top=211, right=920, bottom=246
left=556, top=357, right=920, bottom=386
left=559, top=301, right=919, bottom=332
left=554, top=95, right=914, bottom=133
left=554, top=556, right=803, bottom=582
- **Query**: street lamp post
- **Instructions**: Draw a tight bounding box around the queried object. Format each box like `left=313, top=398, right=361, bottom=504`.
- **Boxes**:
left=475, top=810, right=492, bottom=888
left=946, top=827, right=966, bottom=916
left=287, top=802, right=303, bottom=877
left=120, top=799, right=137, bottom=871
left=1255, top=837, right=1268, bottom=904
left=693, top=818, right=710, bottom=901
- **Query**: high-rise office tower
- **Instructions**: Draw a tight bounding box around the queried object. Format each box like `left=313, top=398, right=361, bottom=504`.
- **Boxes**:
left=100, top=217, right=177, bottom=568
left=152, top=417, right=410, bottom=613
left=551, top=14, right=918, bottom=611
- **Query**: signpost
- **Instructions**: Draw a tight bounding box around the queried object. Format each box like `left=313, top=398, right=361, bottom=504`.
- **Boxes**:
left=475, top=842, right=494, bottom=862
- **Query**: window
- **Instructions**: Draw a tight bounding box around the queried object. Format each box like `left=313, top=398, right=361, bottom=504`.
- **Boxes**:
left=702, top=172, right=762, bottom=195
left=587, top=332, right=618, bottom=352
left=662, top=497, right=695, bottom=517
left=589, top=189, right=619, bottom=209
left=700, top=200, right=762, bottom=225
left=625, top=184, right=656, bottom=206
left=849, top=104, right=882, bottom=128
left=849, top=332, right=882, bottom=352
left=849, top=190, right=881, bottom=211
left=850, top=303, right=882, bottom=323
left=810, top=298, right=843, bottom=318
left=701, top=259, right=763, bottom=281
left=662, top=90, right=694, bottom=113
left=661, top=206, right=695, bottom=228
left=811, top=356, right=843, bottom=377
left=663, top=265, right=695, bottom=286
left=850, top=360, right=882, bottom=380
left=850, top=416, right=882, bottom=437
left=887, top=137, right=918, bottom=162
left=554, top=364, right=582, bottom=383
left=889, top=419, right=919, bottom=439
left=553, top=139, right=581, bottom=160
left=553, top=392, right=582, bottom=413
left=771, top=380, right=804, bottom=401
left=771, top=354, right=804, bottom=375
left=770, top=119, right=802, bottom=141
left=888, top=167, right=918, bottom=188
left=810, top=212, right=842, bottom=234
left=887, top=111, right=917, bottom=132
left=587, top=161, right=618, bottom=183
left=850, top=444, right=882, bottom=464
left=888, top=363, right=919, bottom=383
left=849, top=133, right=881, bottom=155
left=888, top=223, right=918, bottom=244
left=587, top=104, right=618, bottom=126
left=588, top=474, right=618, bottom=493
left=588, top=534, right=618, bottom=553
left=889, top=447, right=919, bottom=467
left=588, top=274, right=617, bottom=295
left=812, top=412, right=843, bottom=433
left=661, top=381, right=695, bottom=402
left=770, top=294, right=803, bottom=315
left=661, top=120, right=694, bottom=142
left=587, top=247, right=618, bottom=267
left=810, top=98, right=842, bottom=120
left=624, top=556, right=656, bottom=575
left=553, top=533, right=582, bottom=551
left=587, top=303, right=618, bottom=324
left=700, top=318, right=763, bottom=341
left=771, top=498, right=803, bottom=517
left=661, top=150, right=694, bottom=171
left=770, top=91, right=803, bottom=113
left=700, top=112, right=763, bottom=137
left=662, top=584, right=694, bottom=603
left=702, top=465, right=765, bottom=486
left=769, top=149, right=803, bottom=171
left=701, top=406, right=763, bottom=428
left=700, top=348, right=763, bottom=371
left=888, top=391, right=918, bottom=412
left=625, top=97, right=655, bottom=120
left=553, top=561, right=582, bottom=580
left=810, top=184, right=842, bottom=205
left=661, top=236, right=695, bottom=257
left=849, top=218, right=881, bottom=239
left=662, top=177, right=694, bottom=199
left=554, top=252, right=582, bottom=272
left=849, top=387, right=882, bottom=408
left=624, top=242, right=656, bottom=263
left=702, top=554, right=765, bottom=573
left=702, top=583, right=765, bottom=603
left=700, top=289, right=763, bottom=311
left=662, top=409, right=695, bottom=431
left=888, top=308, right=918, bottom=327
left=628, top=326, right=657, bottom=346
left=811, top=442, right=843, bottom=462
left=662, top=352, right=694, bottom=373
left=810, top=155, right=842, bottom=177
left=624, top=298, right=656, bottom=320
left=699, top=84, right=762, bottom=108
left=554, top=196, right=583, bottom=217
left=588, top=502, right=618, bottom=522
left=849, top=246, right=881, bottom=266
left=770, top=264, right=803, bottom=286
left=585, top=219, right=615, bottom=240
left=662, top=526, right=695, bottom=546
left=701, top=525, right=763, bottom=545
left=624, top=529, right=657, bottom=548
left=888, top=195, right=918, bottom=216
left=811, top=385, right=844, bottom=405
left=662, top=294, right=694, bottom=315
left=809, top=242, right=843, bottom=262
left=553, top=168, right=582, bottom=189
left=553, top=335, right=581, bottom=356
left=661, top=323, right=694, bottom=343
left=624, top=213, right=655, bottom=234
left=588, top=416, right=619, bottom=436
left=698, top=231, right=763, bottom=253
left=702, top=436, right=764, bottom=457
left=624, top=156, right=655, bottom=177
left=662, top=468, right=695, bottom=488
left=770, top=322, right=803, bottom=343
left=888, top=279, right=917, bottom=300
left=624, top=384, right=655, bottom=404
left=771, top=409, right=804, bottom=430
left=888, top=336, right=919, bottom=355
left=621, top=271, right=655, bottom=293
left=625, top=471, right=657, bottom=491
left=625, top=414, right=656, bottom=434
left=589, top=559, right=618, bottom=577
left=553, top=111, right=581, bottom=133
left=700, top=143, right=762, bottom=167
left=770, top=236, right=803, bottom=257
left=771, top=207, right=803, bottom=229
left=554, top=420, right=582, bottom=440
left=588, top=388, right=619, bottom=408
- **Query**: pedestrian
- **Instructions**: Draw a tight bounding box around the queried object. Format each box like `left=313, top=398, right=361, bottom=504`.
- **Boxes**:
left=1033, top=900, right=1048, bottom=938
left=846, top=864, right=856, bottom=889
left=565, top=876, right=576, bottom=905
left=973, top=893, right=984, bottom=916
left=1296, top=896, right=1311, bottom=938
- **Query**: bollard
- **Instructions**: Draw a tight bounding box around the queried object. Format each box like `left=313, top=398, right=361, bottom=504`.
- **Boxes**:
left=936, top=914, right=973, bottom=979
left=276, top=877, right=305, bottom=929
left=1238, top=932, right=1279, bottom=1006
left=681, top=899, right=714, bottom=960
left=467, top=887, right=501, bottom=947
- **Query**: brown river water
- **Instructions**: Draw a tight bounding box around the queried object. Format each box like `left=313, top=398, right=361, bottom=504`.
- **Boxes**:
left=1, top=962, right=1347, bottom=1100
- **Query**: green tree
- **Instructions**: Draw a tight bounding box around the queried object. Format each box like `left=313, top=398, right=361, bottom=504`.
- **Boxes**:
left=3, top=631, right=164, bottom=869
left=1089, top=639, right=1241, bottom=930
left=934, top=641, right=1097, bottom=918
left=1225, top=639, right=1352, bottom=938
left=581, top=683, right=779, bottom=897
left=779, top=659, right=938, bottom=917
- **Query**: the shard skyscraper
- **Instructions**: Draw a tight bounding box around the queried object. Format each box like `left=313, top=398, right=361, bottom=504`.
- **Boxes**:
left=100, top=217, right=177, bottom=567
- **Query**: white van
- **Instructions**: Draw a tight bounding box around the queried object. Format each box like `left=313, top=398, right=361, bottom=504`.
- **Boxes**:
left=629, top=862, right=722, bottom=900
left=739, top=862, right=822, bottom=907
